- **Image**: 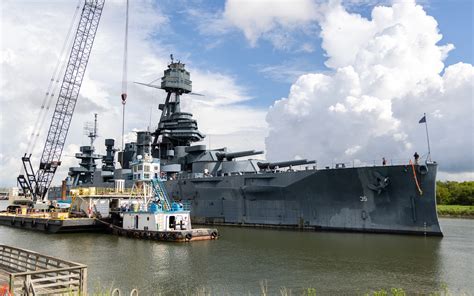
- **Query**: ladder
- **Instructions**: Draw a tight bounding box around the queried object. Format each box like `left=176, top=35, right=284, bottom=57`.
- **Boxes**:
left=151, top=178, right=171, bottom=210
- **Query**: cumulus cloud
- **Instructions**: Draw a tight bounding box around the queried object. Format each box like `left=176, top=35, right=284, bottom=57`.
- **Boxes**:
left=197, top=0, right=321, bottom=50
left=265, top=0, right=473, bottom=178
left=224, top=0, right=319, bottom=46
left=0, top=0, right=267, bottom=187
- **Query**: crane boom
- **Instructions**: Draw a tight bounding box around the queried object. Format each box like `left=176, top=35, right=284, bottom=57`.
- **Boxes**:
left=17, top=0, right=105, bottom=201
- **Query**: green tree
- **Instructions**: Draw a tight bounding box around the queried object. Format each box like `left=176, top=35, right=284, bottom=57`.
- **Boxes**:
left=436, top=181, right=474, bottom=205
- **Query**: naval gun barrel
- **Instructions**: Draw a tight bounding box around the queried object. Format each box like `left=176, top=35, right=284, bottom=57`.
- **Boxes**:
left=216, top=150, right=264, bottom=161
left=257, top=159, right=316, bottom=170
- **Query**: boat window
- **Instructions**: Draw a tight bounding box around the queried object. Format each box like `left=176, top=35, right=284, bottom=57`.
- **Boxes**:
left=138, top=165, right=143, bottom=171
left=169, top=216, right=176, bottom=230
left=144, top=173, right=150, bottom=179
left=144, top=165, right=150, bottom=172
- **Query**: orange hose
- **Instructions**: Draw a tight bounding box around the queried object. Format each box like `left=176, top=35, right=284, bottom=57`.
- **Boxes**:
left=409, top=160, right=423, bottom=196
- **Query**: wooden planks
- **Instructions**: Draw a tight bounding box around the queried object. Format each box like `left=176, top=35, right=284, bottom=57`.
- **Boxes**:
left=0, top=244, right=87, bottom=295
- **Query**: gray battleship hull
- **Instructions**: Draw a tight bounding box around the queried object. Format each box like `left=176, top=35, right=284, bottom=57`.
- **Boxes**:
left=165, top=163, right=442, bottom=236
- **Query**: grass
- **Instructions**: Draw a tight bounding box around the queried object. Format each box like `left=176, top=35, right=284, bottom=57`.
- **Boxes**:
left=88, top=282, right=471, bottom=296
left=437, top=205, right=474, bottom=218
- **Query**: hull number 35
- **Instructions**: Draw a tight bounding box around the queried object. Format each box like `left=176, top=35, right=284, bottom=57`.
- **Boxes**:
left=360, top=196, right=368, bottom=202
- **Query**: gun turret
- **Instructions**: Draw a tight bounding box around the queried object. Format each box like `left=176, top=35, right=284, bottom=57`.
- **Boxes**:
left=257, top=159, right=316, bottom=170
left=216, top=150, right=264, bottom=161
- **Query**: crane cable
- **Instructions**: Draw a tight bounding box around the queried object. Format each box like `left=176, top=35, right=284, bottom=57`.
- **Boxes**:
left=25, top=0, right=82, bottom=156
left=121, top=0, right=129, bottom=152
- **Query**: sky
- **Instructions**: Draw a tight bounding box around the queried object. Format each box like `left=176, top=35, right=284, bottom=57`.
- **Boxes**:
left=0, top=0, right=473, bottom=187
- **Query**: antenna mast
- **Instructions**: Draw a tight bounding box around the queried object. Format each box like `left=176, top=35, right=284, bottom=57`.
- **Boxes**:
left=121, top=0, right=129, bottom=151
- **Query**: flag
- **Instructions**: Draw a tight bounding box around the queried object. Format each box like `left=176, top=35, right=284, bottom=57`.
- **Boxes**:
left=418, top=115, right=426, bottom=123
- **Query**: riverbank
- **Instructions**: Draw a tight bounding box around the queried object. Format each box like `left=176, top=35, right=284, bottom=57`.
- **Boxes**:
left=437, top=205, right=474, bottom=219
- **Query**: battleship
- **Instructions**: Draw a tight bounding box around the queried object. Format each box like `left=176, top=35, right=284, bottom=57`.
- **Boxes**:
left=50, top=59, right=442, bottom=236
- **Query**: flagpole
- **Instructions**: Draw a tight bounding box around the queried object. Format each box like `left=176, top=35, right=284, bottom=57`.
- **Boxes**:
left=423, top=113, right=431, bottom=162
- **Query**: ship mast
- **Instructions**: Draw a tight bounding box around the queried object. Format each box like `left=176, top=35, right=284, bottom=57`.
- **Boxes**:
left=135, top=57, right=205, bottom=161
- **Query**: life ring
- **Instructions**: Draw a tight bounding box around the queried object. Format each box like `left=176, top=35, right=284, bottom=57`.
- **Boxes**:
left=418, top=165, right=429, bottom=175
left=185, top=233, right=192, bottom=241
left=211, top=231, right=218, bottom=239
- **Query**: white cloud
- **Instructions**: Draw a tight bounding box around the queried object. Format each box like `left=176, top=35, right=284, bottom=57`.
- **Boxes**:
left=221, top=0, right=318, bottom=50
left=0, top=0, right=267, bottom=187
left=256, top=59, right=321, bottom=83
left=265, top=1, right=474, bottom=179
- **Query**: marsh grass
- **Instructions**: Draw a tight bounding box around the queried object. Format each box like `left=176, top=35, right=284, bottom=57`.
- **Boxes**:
left=437, top=205, right=474, bottom=218
left=89, top=281, right=468, bottom=296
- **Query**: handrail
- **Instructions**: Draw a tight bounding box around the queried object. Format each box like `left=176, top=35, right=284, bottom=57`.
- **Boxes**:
left=0, top=245, right=87, bottom=295
left=11, top=266, right=85, bottom=277
left=0, top=245, right=85, bottom=268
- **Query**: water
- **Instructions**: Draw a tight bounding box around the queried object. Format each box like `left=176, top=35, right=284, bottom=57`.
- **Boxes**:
left=0, top=200, right=472, bottom=295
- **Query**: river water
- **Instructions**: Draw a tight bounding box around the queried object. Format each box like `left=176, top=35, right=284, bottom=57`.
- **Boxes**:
left=0, top=201, right=472, bottom=295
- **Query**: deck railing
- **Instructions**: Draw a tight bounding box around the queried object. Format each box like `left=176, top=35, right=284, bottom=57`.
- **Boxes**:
left=0, top=245, right=87, bottom=295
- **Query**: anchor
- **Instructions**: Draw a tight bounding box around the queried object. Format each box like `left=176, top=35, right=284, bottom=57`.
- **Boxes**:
left=367, top=171, right=390, bottom=194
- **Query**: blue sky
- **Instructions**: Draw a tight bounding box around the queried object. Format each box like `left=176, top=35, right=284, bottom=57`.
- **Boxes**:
left=151, top=0, right=473, bottom=108
left=1, top=0, right=472, bottom=185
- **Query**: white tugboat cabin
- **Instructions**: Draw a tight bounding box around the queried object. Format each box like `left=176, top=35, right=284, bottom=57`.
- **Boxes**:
left=122, top=203, right=191, bottom=232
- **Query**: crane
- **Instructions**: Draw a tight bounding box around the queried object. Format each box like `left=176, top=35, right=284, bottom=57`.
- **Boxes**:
left=17, top=0, right=106, bottom=201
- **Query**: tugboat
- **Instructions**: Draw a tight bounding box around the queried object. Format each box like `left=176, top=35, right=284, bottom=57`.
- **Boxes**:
left=104, top=153, right=219, bottom=242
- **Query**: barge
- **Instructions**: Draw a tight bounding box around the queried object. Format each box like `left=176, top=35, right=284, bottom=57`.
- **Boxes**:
left=0, top=211, right=103, bottom=234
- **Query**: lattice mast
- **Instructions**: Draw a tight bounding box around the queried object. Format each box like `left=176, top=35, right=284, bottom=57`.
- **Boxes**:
left=17, top=0, right=105, bottom=201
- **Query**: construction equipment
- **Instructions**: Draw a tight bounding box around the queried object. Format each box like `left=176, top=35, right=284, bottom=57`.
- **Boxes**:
left=17, top=0, right=106, bottom=201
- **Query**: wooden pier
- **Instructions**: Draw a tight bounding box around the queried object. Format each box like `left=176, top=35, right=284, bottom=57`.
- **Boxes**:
left=0, top=245, right=87, bottom=295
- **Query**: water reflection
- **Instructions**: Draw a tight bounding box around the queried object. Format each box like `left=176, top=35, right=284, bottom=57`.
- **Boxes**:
left=0, top=200, right=472, bottom=294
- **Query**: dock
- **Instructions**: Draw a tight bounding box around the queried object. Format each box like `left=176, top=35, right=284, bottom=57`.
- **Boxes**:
left=0, top=245, right=87, bottom=295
